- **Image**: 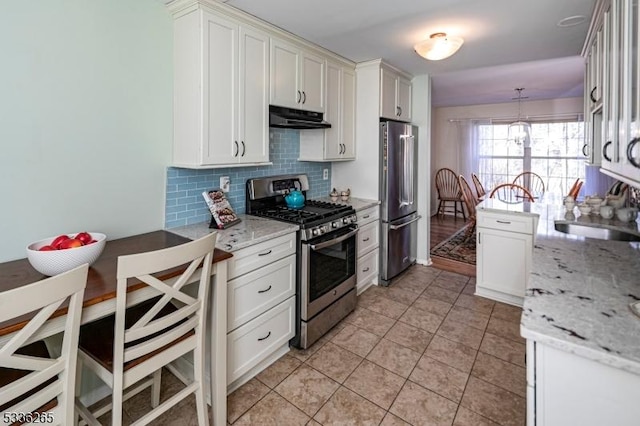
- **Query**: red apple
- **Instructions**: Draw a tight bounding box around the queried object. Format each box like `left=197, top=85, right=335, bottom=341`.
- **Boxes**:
left=50, top=234, right=70, bottom=249
left=87, top=239, right=97, bottom=244
left=75, top=232, right=92, bottom=245
left=38, top=245, right=56, bottom=251
left=58, top=238, right=83, bottom=249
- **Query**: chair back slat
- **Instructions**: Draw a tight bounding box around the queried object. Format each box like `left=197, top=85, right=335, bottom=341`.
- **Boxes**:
left=125, top=303, right=200, bottom=344
left=0, top=264, right=88, bottom=424
left=471, top=173, right=486, bottom=198
left=435, top=168, right=462, bottom=198
left=490, top=183, right=535, bottom=203
left=513, top=172, right=545, bottom=198
left=458, top=176, right=478, bottom=219
left=114, top=232, right=216, bottom=369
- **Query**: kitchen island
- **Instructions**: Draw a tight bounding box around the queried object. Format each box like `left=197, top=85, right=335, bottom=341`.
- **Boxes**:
left=477, top=199, right=640, bottom=425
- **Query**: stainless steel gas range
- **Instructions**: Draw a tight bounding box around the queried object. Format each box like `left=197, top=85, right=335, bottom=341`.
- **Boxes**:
left=246, top=174, right=357, bottom=349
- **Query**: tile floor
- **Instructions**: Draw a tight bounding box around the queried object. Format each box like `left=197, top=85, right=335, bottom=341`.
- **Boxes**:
left=109, top=264, right=526, bottom=425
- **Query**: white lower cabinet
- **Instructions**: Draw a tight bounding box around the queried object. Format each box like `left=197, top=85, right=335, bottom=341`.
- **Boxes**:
left=227, top=297, right=295, bottom=384
left=527, top=340, right=640, bottom=425
left=476, top=210, right=536, bottom=307
left=356, top=205, right=380, bottom=293
left=225, top=232, right=297, bottom=390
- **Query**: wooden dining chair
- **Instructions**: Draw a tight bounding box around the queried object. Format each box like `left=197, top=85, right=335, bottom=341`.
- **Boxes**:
left=458, top=175, right=479, bottom=241
left=513, top=172, right=545, bottom=199
left=435, top=167, right=466, bottom=220
left=489, top=183, right=535, bottom=203
left=0, top=263, right=88, bottom=426
left=74, top=232, right=217, bottom=426
left=471, top=173, right=487, bottom=199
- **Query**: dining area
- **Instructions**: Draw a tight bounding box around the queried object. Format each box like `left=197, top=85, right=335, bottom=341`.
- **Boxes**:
left=0, top=231, right=231, bottom=426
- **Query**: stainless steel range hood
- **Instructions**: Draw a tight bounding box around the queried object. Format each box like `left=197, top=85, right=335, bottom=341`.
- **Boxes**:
left=269, top=105, right=331, bottom=129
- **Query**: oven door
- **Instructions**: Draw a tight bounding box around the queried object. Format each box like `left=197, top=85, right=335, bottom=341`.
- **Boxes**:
left=301, top=226, right=357, bottom=321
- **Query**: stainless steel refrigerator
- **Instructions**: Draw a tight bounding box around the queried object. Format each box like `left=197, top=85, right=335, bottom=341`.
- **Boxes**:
left=379, top=120, right=420, bottom=285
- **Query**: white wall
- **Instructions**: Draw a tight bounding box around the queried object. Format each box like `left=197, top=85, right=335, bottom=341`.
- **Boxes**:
left=431, top=97, right=583, bottom=212
left=0, top=1, right=172, bottom=262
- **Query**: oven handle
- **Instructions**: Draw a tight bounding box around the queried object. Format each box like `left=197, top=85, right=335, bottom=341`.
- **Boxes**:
left=389, top=215, right=422, bottom=230
left=309, top=228, right=359, bottom=251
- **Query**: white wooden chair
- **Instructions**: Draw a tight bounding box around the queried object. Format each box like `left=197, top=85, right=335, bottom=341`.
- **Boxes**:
left=0, top=264, right=89, bottom=426
left=74, top=232, right=217, bottom=426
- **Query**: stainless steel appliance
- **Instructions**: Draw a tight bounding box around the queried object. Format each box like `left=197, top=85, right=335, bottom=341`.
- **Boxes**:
left=246, top=174, right=357, bottom=349
left=379, top=120, right=421, bottom=285
left=269, top=105, right=331, bottom=129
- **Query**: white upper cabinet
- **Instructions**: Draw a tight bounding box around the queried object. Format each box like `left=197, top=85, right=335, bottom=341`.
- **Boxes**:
left=270, top=38, right=325, bottom=112
left=588, top=0, right=640, bottom=185
left=380, top=65, right=412, bottom=122
left=172, top=9, right=269, bottom=167
left=298, top=61, right=356, bottom=161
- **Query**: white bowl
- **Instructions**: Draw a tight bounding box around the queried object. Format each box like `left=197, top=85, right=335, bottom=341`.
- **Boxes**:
left=577, top=204, right=592, bottom=215
left=26, top=232, right=106, bottom=276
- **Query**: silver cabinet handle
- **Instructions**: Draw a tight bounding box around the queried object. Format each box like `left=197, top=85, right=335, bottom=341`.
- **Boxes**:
left=257, top=331, right=271, bottom=341
left=362, top=267, right=370, bottom=272
left=478, top=232, right=481, bottom=244
left=362, top=215, right=370, bottom=219
left=297, top=90, right=301, bottom=103
left=398, top=106, right=402, bottom=116
left=258, top=250, right=272, bottom=256
left=241, top=141, right=246, bottom=156
left=258, top=285, right=272, bottom=294
left=362, top=237, right=370, bottom=242
left=302, top=91, right=306, bottom=104
left=496, top=220, right=511, bottom=224
left=389, top=215, right=422, bottom=230
left=234, top=141, right=239, bottom=157
left=310, top=228, right=358, bottom=251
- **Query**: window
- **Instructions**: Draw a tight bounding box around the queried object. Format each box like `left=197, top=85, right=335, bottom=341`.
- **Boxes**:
left=477, top=120, right=585, bottom=199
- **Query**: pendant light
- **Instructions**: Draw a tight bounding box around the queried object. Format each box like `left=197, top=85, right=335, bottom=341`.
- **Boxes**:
left=508, top=88, right=531, bottom=146
left=414, top=33, right=464, bottom=61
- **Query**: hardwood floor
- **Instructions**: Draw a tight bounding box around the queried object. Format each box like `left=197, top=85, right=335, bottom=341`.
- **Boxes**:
left=430, top=213, right=476, bottom=277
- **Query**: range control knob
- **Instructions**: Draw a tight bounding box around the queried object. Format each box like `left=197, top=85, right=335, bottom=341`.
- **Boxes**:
left=312, top=228, right=320, bottom=236
left=342, top=217, right=349, bottom=224
left=332, top=221, right=339, bottom=228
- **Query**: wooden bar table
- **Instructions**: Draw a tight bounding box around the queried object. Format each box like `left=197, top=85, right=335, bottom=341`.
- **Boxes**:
left=0, top=230, right=232, bottom=425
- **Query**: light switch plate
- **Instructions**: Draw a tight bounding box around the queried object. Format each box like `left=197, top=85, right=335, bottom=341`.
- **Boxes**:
left=220, top=176, right=230, bottom=193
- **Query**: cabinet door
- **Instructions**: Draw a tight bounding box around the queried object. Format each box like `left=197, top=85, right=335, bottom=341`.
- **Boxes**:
left=204, top=13, right=239, bottom=165
left=270, top=39, right=300, bottom=109
left=620, top=0, right=640, bottom=182
left=380, top=67, right=398, bottom=119
left=300, top=51, right=325, bottom=112
left=239, top=25, right=269, bottom=163
left=477, top=227, right=531, bottom=303
left=323, top=62, right=342, bottom=159
left=341, top=67, right=356, bottom=159
left=397, top=76, right=412, bottom=122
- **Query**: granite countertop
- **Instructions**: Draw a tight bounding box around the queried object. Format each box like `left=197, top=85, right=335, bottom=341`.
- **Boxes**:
left=167, top=215, right=299, bottom=252
left=478, top=199, right=640, bottom=375
left=312, top=196, right=380, bottom=212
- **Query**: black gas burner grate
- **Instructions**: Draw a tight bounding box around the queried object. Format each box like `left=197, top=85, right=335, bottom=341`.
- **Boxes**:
left=252, top=201, right=354, bottom=225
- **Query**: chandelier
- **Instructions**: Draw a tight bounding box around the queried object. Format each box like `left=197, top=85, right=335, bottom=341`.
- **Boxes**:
left=508, top=88, right=531, bottom=146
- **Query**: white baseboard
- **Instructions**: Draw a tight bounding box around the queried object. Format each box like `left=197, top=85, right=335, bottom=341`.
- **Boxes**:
left=475, top=286, right=523, bottom=307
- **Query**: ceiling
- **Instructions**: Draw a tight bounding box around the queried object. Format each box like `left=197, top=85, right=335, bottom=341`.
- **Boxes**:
left=224, top=0, right=597, bottom=107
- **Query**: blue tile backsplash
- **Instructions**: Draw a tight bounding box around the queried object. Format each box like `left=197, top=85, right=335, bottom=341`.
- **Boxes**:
left=165, top=129, right=332, bottom=228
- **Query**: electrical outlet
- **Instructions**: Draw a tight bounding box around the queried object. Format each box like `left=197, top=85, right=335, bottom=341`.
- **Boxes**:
left=220, top=176, right=230, bottom=193
left=323, top=169, right=329, bottom=180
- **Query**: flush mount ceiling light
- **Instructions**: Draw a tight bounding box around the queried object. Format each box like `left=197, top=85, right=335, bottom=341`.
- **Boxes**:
left=508, top=88, right=532, bottom=146
left=557, top=15, right=587, bottom=27
left=414, top=32, right=464, bottom=61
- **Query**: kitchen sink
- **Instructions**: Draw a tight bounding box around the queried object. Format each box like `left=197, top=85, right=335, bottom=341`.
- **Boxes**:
left=554, top=222, right=640, bottom=241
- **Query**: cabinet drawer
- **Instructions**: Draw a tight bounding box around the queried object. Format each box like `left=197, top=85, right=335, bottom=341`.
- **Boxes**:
left=357, top=248, right=379, bottom=287
left=357, top=206, right=379, bottom=225
left=358, top=221, right=379, bottom=256
left=227, top=232, right=296, bottom=279
left=227, top=297, right=295, bottom=384
left=477, top=211, right=535, bottom=234
left=227, top=254, right=296, bottom=332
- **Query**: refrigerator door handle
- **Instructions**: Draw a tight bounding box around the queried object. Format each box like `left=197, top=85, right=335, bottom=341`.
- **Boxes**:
left=389, top=215, right=422, bottom=230
left=399, top=134, right=415, bottom=208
